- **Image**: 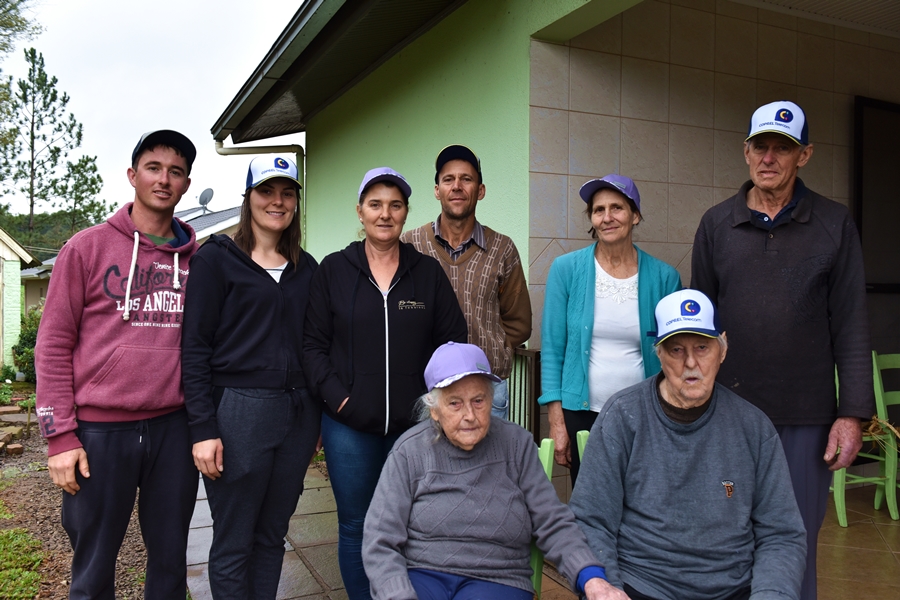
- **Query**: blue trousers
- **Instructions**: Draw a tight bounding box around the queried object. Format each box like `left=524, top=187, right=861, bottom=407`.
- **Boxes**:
left=409, top=569, right=534, bottom=600
left=321, top=413, right=400, bottom=600
left=491, top=379, right=510, bottom=420
left=775, top=424, right=832, bottom=600
left=62, top=409, right=197, bottom=600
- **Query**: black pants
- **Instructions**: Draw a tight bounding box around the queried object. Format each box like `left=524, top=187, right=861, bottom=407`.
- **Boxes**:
left=623, top=584, right=750, bottom=600
left=562, top=408, right=598, bottom=485
left=62, top=409, right=198, bottom=600
left=205, top=388, right=320, bottom=600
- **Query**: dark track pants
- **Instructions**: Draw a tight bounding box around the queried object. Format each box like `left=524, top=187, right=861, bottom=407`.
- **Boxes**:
left=775, top=424, right=832, bottom=600
left=62, top=408, right=198, bottom=600
left=205, top=388, right=320, bottom=600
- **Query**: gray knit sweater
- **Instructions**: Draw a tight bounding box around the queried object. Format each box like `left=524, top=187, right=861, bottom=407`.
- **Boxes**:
left=570, top=376, right=807, bottom=600
left=362, top=417, right=600, bottom=599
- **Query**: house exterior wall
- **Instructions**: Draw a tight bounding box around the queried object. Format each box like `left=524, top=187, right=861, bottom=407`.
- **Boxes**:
left=24, top=280, right=46, bottom=311
left=303, top=0, right=641, bottom=262
left=2, top=259, right=21, bottom=367
left=529, top=0, right=900, bottom=350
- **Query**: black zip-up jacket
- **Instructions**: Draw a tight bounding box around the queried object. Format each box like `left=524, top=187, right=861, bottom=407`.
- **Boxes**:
left=303, top=241, right=467, bottom=435
left=182, top=234, right=318, bottom=443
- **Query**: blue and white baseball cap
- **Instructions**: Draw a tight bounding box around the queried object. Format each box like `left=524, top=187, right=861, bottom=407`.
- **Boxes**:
left=746, top=100, right=808, bottom=145
left=654, top=289, right=721, bottom=346
left=425, top=342, right=502, bottom=391
left=246, top=155, right=301, bottom=190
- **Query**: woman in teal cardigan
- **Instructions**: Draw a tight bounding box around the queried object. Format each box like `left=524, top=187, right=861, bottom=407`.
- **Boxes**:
left=539, top=175, right=681, bottom=483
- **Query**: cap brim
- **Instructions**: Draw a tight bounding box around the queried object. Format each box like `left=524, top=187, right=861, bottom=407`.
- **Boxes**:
left=432, top=370, right=502, bottom=389
left=362, top=174, right=412, bottom=200
left=251, top=174, right=302, bottom=189
left=654, top=328, right=720, bottom=346
left=745, top=128, right=802, bottom=145
left=133, top=130, right=197, bottom=171
left=580, top=180, right=622, bottom=204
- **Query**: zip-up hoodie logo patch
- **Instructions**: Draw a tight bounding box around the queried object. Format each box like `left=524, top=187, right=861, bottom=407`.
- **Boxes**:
left=398, top=300, right=425, bottom=310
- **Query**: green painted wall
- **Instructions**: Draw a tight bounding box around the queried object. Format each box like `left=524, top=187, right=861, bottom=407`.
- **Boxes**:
left=2, top=259, right=21, bottom=367
left=303, top=0, right=639, bottom=261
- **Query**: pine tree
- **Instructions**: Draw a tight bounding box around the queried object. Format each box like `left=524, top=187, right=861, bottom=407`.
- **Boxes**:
left=53, top=154, right=113, bottom=233
left=2, top=47, right=85, bottom=231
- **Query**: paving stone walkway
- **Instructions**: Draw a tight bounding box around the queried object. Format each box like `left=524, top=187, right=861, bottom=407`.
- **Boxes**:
left=185, top=465, right=577, bottom=600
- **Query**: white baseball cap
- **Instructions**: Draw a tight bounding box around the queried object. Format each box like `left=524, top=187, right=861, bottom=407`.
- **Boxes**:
left=246, top=155, right=301, bottom=190
left=746, top=100, right=808, bottom=145
left=654, top=290, right=721, bottom=346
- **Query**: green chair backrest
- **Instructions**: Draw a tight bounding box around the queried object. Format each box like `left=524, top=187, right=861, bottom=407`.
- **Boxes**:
left=531, top=438, right=555, bottom=597
left=875, top=352, right=900, bottom=421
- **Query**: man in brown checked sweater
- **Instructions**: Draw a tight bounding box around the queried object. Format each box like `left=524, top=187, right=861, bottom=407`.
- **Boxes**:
left=401, top=145, right=531, bottom=419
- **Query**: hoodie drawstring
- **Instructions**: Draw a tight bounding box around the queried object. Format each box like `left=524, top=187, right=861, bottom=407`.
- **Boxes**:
left=122, top=232, right=140, bottom=321
left=173, top=252, right=181, bottom=290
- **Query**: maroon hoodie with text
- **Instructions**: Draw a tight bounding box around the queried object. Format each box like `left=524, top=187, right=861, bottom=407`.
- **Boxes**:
left=35, top=203, right=198, bottom=456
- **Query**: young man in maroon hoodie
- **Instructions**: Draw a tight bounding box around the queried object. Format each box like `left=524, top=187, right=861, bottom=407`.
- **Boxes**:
left=35, top=130, right=200, bottom=599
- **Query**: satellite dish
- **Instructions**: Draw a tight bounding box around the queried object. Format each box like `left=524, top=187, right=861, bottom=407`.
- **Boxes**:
left=198, top=188, right=214, bottom=214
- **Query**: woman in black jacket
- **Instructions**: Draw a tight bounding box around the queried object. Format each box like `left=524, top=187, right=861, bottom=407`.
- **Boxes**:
left=303, top=167, right=467, bottom=599
left=182, top=155, right=320, bottom=600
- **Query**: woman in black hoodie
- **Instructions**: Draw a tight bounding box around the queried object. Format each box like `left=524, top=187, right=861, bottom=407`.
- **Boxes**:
left=303, top=167, right=467, bottom=599
left=182, top=155, right=320, bottom=600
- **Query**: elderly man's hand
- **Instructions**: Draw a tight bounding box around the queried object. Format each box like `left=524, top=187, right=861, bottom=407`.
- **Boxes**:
left=584, top=578, right=631, bottom=600
left=824, top=417, right=863, bottom=471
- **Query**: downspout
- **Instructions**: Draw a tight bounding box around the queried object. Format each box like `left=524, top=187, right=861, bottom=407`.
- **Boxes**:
left=214, top=140, right=308, bottom=249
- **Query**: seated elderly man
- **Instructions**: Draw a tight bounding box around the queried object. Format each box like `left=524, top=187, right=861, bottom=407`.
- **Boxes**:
left=570, top=290, right=807, bottom=600
left=363, top=342, right=620, bottom=600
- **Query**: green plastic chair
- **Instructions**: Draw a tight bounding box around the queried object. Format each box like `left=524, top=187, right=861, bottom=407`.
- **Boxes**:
left=530, top=438, right=555, bottom=598
left=576, top=430, right=590, bottom=462
left=831, top=351, right=900, bottom=527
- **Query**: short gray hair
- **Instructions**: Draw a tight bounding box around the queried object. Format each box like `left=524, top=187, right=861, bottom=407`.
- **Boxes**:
left=414, top=376, right=495, bottom=442
left=655, top=333, right=728, bottom=359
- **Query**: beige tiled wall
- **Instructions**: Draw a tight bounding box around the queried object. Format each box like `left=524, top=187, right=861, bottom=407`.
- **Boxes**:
left=529, top=0, right=900, bottom=349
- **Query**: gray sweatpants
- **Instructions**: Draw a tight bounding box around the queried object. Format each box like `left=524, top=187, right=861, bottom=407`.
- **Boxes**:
left=205, top=387, right=320, bottom=600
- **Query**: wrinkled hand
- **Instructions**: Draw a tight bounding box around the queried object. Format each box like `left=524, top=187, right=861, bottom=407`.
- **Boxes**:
left=549, top=420, right=571, bottom=468
left=48, top=448, right=90, bottom=495
left=824, top=417, right=863, bottom=471
left=193, top=438, right=224, bottom=479
left=584, top=578, right=631, bottom=600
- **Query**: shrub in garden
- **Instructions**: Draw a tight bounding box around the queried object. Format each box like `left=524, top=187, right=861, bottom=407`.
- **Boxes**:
left=12, top=303, right=42, bottom=384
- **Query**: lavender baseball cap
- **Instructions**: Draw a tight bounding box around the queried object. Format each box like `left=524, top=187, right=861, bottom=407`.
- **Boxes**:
left=425, top=342, right=502, bottom=391
left=358, top=167, right=412, bottom=202
left=579, top=174, right=641, bottom=213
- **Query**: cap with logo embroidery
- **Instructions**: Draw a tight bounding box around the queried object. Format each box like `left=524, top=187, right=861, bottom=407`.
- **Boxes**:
left=654, top=289, right=721, bottom=346
left=746, top=100, right=808, bottom=145
left=425, top=342, right=502, bottom=390
left=246, top=155, right=301, bottom=190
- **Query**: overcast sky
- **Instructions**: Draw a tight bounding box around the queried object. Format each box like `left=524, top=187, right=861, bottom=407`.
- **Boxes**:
left=2, top=0, right=305, bottom=217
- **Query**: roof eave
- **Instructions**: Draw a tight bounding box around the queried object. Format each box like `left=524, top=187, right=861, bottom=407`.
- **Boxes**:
left=211, top=0, right=347, bottom=142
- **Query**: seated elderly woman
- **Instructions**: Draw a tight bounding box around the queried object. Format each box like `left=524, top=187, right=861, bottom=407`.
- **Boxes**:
left=570, top=290, right=807, bottom=600
left=362, top=342, right=617, bottom=600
